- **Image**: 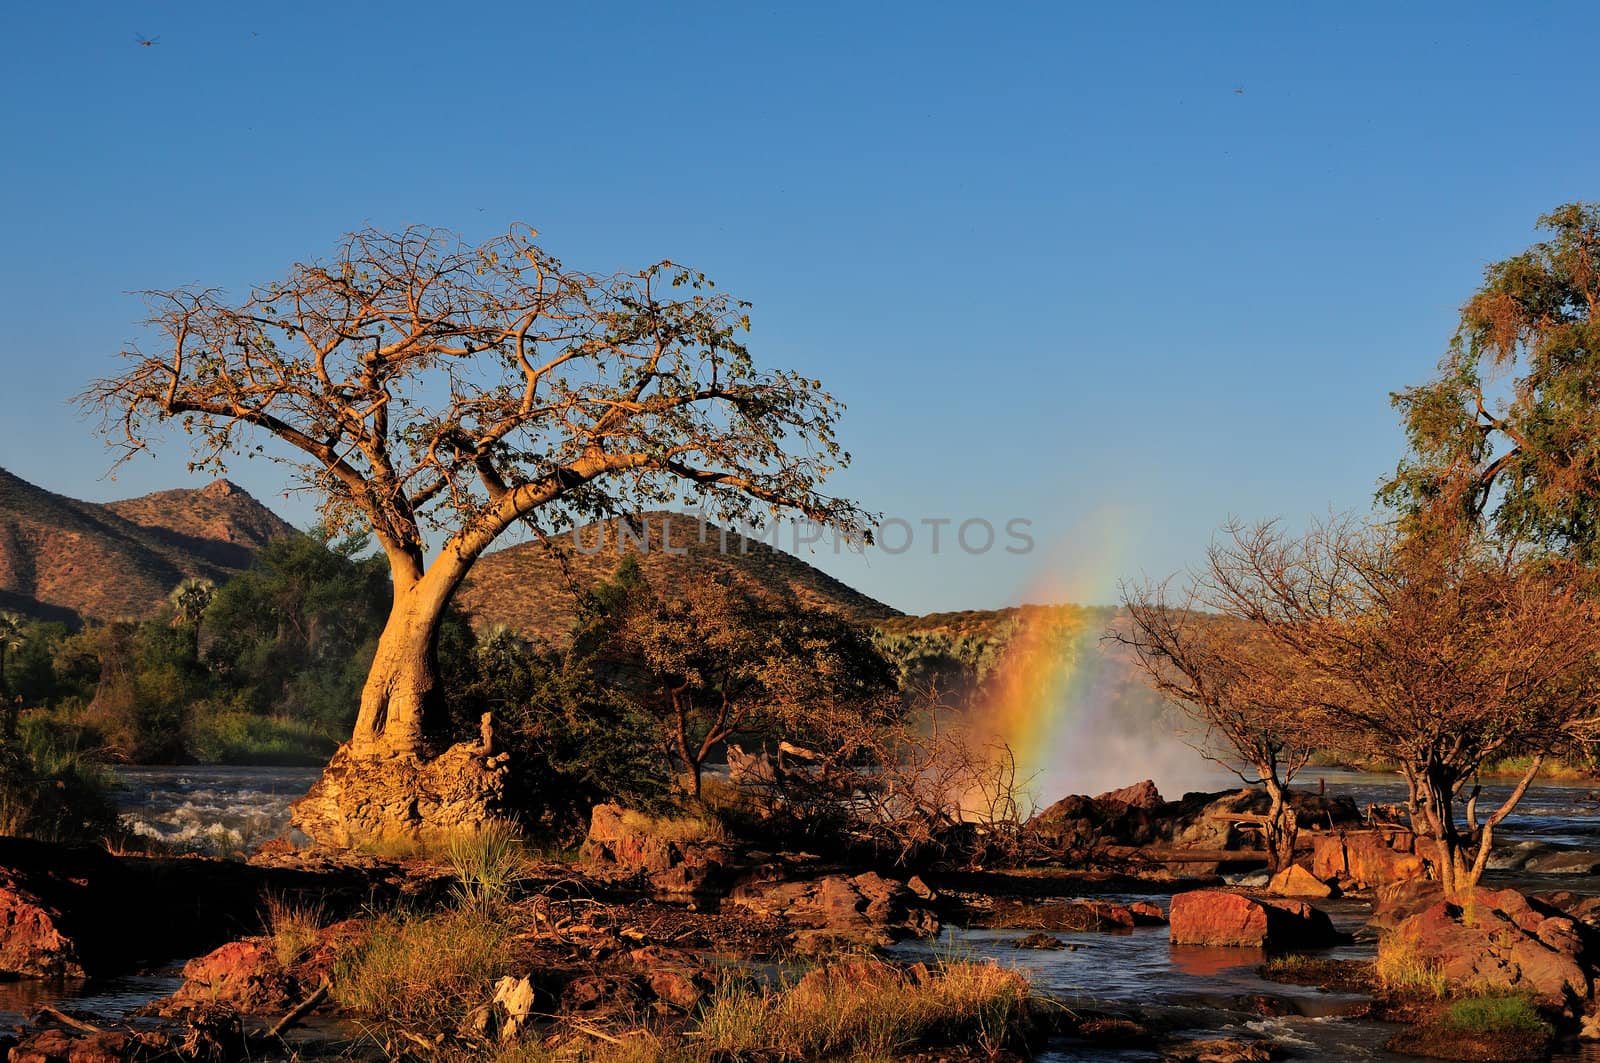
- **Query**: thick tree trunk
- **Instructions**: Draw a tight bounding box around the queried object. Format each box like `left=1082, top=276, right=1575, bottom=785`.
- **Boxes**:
left=350, top=601, right=442, bottom=758
left=348, top=551, right=470, bottom=759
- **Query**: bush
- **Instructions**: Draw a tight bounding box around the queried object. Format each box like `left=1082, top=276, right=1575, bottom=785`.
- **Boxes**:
left=0, top=717, right=121, bottom=843
left=185, top=709, right=336, bottom=764
left=448, top=820, right=525, bottom=912
left=264, top=895, right=326, bottom=968
left=1444, top=993, right=1549, bottom=1035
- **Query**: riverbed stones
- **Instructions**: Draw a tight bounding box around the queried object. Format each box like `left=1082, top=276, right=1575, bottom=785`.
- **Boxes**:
left=0, top=869, right=83, bottom=978
left=1169, top=890, right=1344, bottom=949
left=727, top=869, right=938, bottom=945
left=1266, top=863, right=1335, bottom=899
left=289, top=739, right=511, bottom=849
left=1310, top=830, right=1427, bottom=889
left=1390, top=888, right=1593, bottom=1007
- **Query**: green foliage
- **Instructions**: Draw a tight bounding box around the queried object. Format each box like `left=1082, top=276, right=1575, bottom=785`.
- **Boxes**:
left=7, top=526, right=384, bottom=764
left=1385, top=203, right=1600, bottom=561
left=1444, top=993, right=1549, bottom=1035
left=447, top=820, right=525, bottom=913
left=0, top=714, right=120, bottom=843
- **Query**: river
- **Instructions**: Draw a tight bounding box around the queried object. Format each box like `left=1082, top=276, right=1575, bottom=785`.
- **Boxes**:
left=10, top=764, right=1600, bottom=1058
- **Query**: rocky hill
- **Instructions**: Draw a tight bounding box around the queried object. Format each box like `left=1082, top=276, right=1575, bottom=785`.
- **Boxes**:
left=454, top=511, right=901, bottom=645
left=0, top=468, right=296, bottom=623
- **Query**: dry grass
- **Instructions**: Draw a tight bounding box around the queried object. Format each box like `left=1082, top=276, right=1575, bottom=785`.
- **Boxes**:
left=1377, top=925, right=1447, bottom=998
left=332, top=906, right=518, bottom=1036
left=264, top=894, right=325, bottom=968
left=618, top=809, right=726, bottom=845
left=690, top=957, right=1031, bottom=1060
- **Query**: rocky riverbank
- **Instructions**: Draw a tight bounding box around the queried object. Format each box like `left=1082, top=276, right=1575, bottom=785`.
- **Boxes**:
left=8, top=778, right=1600, bottom=1061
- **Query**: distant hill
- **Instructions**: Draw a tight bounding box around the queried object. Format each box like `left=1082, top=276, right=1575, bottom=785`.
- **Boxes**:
left=454, top=510, right=902, bottom=644
left=0, top=468, right=296, bottom=624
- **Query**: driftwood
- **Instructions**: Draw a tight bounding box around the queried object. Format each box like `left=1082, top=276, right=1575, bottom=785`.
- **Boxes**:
left=31, top=1005, right=103, bottom=1034
left=265, top=978, right=331, bottom=1038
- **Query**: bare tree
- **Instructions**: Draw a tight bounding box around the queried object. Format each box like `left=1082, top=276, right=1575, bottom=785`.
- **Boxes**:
left=1117, top=578, right=1317, bottom=873
left=82, top=225, right=866, bottom=782
left=1207, top=517, right=1600, bottom=897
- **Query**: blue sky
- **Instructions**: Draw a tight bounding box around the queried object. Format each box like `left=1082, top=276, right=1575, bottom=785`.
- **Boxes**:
left=1, top=2, right=1595, bottom=614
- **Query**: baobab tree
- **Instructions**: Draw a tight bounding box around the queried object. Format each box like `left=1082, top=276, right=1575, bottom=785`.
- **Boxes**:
left=83, top=224, right=866, bottom=841
left=1117, top=571, right=1318, bottom=874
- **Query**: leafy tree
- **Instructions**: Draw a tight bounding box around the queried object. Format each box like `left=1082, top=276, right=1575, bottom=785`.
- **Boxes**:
left=1385, top=204, right=1600, bottom=560
left=204, top=527, right=389, bottom=730
left=604, top=567, right=896, bottom=798
left=0, top=612, right=24, bottom=738
left=83, top=223, right=865, bottom=783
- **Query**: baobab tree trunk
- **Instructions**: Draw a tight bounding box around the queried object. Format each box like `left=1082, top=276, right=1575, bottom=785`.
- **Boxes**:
left=291, top=550, right=510, bottom=847
left=350, top=598, right=446, bottom=758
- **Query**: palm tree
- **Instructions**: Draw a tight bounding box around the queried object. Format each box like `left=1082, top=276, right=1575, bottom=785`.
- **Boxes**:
left=0, top=612, right=25, bottom=740
left=168, top=577, right=216, bottom=660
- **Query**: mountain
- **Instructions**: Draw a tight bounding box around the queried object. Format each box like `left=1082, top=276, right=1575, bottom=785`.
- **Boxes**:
left=0, top=468, right=296, bottom=624
left=454, top=510, right=902, bottom=644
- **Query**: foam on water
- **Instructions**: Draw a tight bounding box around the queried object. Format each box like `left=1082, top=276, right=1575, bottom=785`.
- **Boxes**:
left=111, top=765, right=321, bottom=854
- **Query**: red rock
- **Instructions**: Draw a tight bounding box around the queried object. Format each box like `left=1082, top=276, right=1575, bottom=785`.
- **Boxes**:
left=1130, top=900, right=1167, bottom=925
left=1311, top=831, right=1427, bottom=889
left=1169, top=890, right=1344, bottom=949
left=8, top=1029, right=174, bottom=1063
left=167, top=938, right=298, bottom=1013
left=1393, top=888, right=1589, bottom=1006
left=1096, top=780, right=1165, bottom=809
left=0, top=873, right=83, bottom=978
left=628, top=945, right=710, bottom=1009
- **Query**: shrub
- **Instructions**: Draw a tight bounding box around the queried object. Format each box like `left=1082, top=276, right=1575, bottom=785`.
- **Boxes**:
left=1445, top=993, right=1549, bottom=1035
left=185, top=709, right=337, bottom=764
left=448, top=820, right=525, bottom=912
left=0, top=718, right=120, bottom=843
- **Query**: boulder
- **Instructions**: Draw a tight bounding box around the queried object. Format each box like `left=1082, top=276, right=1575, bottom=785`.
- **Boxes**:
left=0, top=870, right=83, bottom=978
left=1096, top=780, right=1165, bottom=809
left=1311, top=830, right=1427, bottom=889
left=728, top=871, right=938, bottom=943
left=290, top=739, right=510, bottom=849
left=628, top=945, right=713, bottom=1010
left=164, top=938, right=299, bottom=1013
left=1169, top=890, right=1345, bottom=949
left=968, top=897, right=1138, bottom=932
left=1369, top=877, right=1444, bottom=934
left=1267, top=864, right=1334, bottom=899
left=1130, top=900, right=1168, bottom=925
left=1390, top=888, right=1593, bottom=1007
left=579, top=805, right=732, bottom=904
left=8, top=1030, right=161, bottom=1063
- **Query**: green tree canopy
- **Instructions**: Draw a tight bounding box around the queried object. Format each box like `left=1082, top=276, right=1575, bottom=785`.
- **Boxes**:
left=1384, top=203, right=1600, bottom=559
